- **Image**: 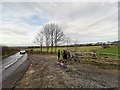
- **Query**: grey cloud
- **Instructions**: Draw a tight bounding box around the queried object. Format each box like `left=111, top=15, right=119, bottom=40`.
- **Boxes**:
left=1, top=2, right=118, bottom=46
left=0, top=27, right=28, bottom=36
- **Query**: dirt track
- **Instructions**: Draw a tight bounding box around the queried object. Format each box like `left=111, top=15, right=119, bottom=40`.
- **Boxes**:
left=16, top=55, right=119, bottom=88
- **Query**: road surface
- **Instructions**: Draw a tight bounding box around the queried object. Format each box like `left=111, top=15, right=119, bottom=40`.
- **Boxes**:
left=1, top=52, right=30, bottom=89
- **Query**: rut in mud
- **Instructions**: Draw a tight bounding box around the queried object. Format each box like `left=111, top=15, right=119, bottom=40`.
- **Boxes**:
left=16, top=55, right=118, bottom=88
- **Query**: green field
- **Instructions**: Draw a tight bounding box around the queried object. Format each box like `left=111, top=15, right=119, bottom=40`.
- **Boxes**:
left=30, top=45, right=119, bottom=70
left=32, top=45, right=119, bottom=56
left=33, top=46, right=102, bottom=52
left=97, top=45, right=119, bottom=56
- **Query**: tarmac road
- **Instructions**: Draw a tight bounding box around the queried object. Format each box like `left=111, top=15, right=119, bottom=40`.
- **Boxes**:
left=1, top=52, right=30, bottom=89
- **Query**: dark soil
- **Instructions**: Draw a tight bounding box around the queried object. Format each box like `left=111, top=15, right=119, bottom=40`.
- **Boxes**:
left=16, top=55, right=119, bottom=88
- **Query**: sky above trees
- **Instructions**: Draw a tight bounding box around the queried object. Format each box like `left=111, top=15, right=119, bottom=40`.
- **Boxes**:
left=0, top=1, right=118, bottom=46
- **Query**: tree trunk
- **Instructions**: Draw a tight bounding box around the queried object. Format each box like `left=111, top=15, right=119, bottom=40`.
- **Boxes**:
left=51, top=46, right=53, bottom=53
left=55, top=43, right=57, bottom=53
left=40, top=45, right=42, bottom=52
left=51, top=36, right=53, bottom=53
left=47, top=46, right=49, bottom=53
left=55, top=47, right=56, bottom=53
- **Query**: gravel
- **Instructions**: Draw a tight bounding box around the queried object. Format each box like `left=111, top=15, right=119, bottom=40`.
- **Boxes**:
left=16, top=55, right=119, bottom=88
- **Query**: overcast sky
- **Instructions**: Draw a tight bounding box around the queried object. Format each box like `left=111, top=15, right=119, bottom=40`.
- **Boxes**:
left=0, top=1, right=118, bottom=46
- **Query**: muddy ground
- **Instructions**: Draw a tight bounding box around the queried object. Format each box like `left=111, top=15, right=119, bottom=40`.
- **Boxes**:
left=16, top=54, right=119, bottom=88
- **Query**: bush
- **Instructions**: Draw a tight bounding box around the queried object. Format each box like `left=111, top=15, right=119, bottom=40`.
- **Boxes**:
left=102, top=45, right=111, bottom=49
left=2, top=45, right=19, bottom=58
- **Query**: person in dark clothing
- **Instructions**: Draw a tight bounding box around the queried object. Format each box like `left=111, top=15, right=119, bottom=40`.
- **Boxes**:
left=58, top=50, right=60, bottom=62
left=62, top=50, right=67, bottom=63
left=64, top=50, right=67, bottom=62
left=62, top=50, right=65, bottom=63
left=67, top=51, right=71, bottom=61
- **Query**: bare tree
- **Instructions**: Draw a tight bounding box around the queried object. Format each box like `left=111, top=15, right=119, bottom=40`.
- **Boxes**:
left=54, top=25, right=65, bottom=52
left=49, top=24, right=55, bottom=53
left=42, top=24, right=51, bottom=53
left=35, top=23, right=65, bottom=53
left=66, top=36, right=71, bottom=50
left=73, top=39, right=78, bottom=51
left=42, top=23, right=65, bottom=53
left=34, top=32, right=43, bottom=52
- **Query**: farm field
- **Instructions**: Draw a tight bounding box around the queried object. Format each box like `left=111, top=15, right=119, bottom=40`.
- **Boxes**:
left=32, top=46, right=102, bottom=52
left=28, top=45, right=119, bottom=64
left=97, top=45, right=119, bottom=56
left=28, top=45, right=119, bottom=67
left=31, top=45, right=119, bottom=56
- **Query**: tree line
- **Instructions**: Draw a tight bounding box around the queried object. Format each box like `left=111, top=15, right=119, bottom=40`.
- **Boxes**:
left=34, top=23, right=66, bottom=53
